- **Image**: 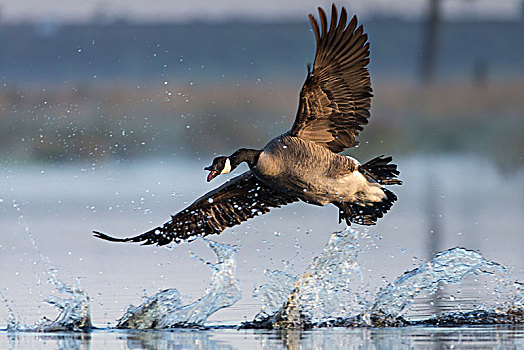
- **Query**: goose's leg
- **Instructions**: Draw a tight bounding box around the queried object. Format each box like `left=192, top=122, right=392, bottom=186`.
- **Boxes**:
left=334, top=202, right=352, bottom=226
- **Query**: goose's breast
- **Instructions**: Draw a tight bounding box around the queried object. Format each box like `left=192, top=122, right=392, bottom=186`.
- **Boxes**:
left=252, top=136, right=337, bottom=201
left=252, top=137, right=304, bottom=194
left=252, top=135, right=377, bottom=204
left=255, top=150, right=283, bottom=178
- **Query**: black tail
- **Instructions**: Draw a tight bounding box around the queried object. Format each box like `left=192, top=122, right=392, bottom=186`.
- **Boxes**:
left=336, top=155, right=401, bottom=226
left=360, top=155, right=402, bottom=185
left=335, top=188, right=398, bottom=226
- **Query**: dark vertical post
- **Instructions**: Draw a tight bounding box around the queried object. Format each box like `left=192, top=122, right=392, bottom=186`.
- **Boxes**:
left=473, top=59, right=488, bottom=87
left=421, top=0, right=441, bottom=84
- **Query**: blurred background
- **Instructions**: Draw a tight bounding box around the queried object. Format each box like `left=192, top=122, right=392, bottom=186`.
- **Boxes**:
left=0, top=0, right=523, bottom=327
left=1, top=0, right=523, bottom=166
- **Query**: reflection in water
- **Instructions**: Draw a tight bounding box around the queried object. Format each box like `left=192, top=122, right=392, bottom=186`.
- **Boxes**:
left=264, top=327, right=524, bottom=350
left=123, top=330, right=235, bottom=350
left=2, top=326, right=524, bottom=350
left=5, top=332, right=91, bottom=350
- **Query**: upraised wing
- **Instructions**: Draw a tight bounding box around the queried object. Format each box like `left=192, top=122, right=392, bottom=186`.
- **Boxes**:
left=93, top=171, right=298, bottom=246
left=290, top=5, right=373, bottom=153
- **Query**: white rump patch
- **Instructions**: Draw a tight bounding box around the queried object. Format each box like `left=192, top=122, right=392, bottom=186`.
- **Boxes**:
left=221, top=158, right=232, bottom=174
left=342, top=171, right=385, bottom=202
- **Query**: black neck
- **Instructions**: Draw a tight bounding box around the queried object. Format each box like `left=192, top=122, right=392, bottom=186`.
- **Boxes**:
left=229, top=148, right=261, bottom=168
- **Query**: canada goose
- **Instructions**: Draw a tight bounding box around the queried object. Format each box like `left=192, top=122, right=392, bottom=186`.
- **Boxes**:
left=94, top=4, right=402, bottom=246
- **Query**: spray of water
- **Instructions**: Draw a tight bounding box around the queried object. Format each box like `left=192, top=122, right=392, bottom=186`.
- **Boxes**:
left=247, top=228, right=367, bottom=328
left=4, top=201, right=92, bottom=332
left=3, top=200, right=522, bottom=331
left=252, top=270, right=297, bottom=323
left=245, top=228, right=523, bottom=329
left=116, top=239, right=241, bottom=329
left=368, top=247, right=508, bottom=326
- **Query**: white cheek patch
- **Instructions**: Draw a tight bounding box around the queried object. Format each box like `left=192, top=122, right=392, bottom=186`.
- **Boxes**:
left=220, top=158, right=232, bottom=174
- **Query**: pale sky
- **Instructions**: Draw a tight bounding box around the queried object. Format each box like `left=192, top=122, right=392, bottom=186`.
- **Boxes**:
left=0, top=0, right=522, bottom=23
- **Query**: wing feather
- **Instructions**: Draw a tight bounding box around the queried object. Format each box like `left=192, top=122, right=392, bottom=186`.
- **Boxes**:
left=93, top=171, right=298, bottom=246
left=290, top=5, right=372, bottom=153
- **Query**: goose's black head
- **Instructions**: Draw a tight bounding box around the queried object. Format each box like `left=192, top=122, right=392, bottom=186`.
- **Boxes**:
left=204, top=156, right=231, bottom=182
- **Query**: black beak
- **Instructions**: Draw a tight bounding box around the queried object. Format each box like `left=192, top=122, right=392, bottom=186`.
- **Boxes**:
left=204, top=166, right=215, bottom=172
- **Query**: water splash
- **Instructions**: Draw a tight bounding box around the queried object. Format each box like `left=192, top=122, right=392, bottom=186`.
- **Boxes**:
left=252, top=270, right=297, bottom=323
left=4, top=270, right=92, bottom=332
left=3, top=202, right=522, bottom=331
left=512, top=282, right=524, bottom=310
left=30, top=287, right=91, bottom=332
left=368, top=247, right=507, bottom=326
left=249, top=228, right=367, bottom=328
left=244, top=229, right=523, bottom=329
left=4, top=201, right=92, bottom=332
left=116, top=289, right=182, bottom=329
left=0, top=290, right=19, bottom=331
left=116, top=239, right=241, bottom=329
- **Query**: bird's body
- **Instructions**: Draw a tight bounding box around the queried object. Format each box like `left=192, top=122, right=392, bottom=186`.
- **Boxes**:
left=254, top=133, right=378, bottom=206
left=94, top=4, right=402, bottom=246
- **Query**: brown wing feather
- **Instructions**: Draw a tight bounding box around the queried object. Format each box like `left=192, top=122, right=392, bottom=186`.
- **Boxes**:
left=290, top=4, right=373, bottom=153
left=93, top=171, right=298, bottom=246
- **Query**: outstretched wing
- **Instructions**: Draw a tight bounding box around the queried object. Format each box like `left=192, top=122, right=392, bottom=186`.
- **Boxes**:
left=93, top=171, right=298, bottom=246
left=290, top=5, right=372, bottom=153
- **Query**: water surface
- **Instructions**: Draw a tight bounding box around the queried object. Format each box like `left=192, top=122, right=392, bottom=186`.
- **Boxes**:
left=2, top=326, right=524, bottom=349
left=1, top=155, right=522, bottom=347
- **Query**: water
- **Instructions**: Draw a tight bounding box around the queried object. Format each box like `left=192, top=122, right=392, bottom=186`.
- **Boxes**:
left=254, top=229, right=367, bottom=328
left=2, top=228, right=522, bottom=332
left=116, top=240, right=241, bottom=329
left=1, top=155, right=523, bottom=347
left=370, top=248, right=506, bottom=319
left=1, top=326, right=524, bottom=349
left=246, top=229, right=523, bottom=329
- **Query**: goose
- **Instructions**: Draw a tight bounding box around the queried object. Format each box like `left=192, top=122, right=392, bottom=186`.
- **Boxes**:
left=93, top=4, right=402, bottom=246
